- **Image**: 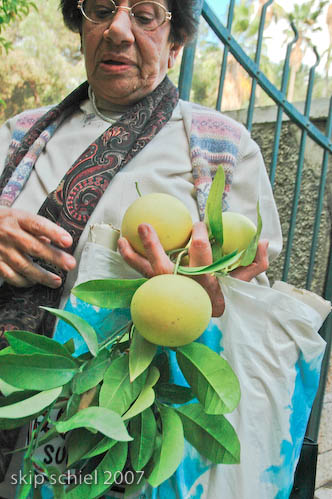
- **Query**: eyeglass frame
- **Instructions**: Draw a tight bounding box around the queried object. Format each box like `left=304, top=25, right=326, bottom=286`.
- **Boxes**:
left=77, top=0, right=172, bottom=32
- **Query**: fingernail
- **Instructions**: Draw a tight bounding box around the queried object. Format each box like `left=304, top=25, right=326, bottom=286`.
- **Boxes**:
left=64, top=255, right=76, bottom=270
left=61, top=234, right=72, bottom=246
left=51, top=276, right=62, bottom=288
left=138, top=224, right=149, bottom=237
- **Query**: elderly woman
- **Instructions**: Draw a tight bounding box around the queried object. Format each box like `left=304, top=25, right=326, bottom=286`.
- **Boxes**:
left=0, top=0, right=275, bottom=334
left=0, top=1, right=327, bottom=499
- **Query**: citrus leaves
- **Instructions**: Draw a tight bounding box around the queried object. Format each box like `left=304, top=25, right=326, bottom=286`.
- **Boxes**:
left=0, top=387, right=62, bottom=419
left=176, top=403, right=240, bottom=464
left=146, top=406, right=184, bottom=487
left=177, top=342, right=240, bottom=414
left=41, top=307, right=99, bottom=357
left=72, top=348, right=111, bottom=395
left=0, top=164, right=249, bottom=495
left=123, top=367, right=159, bottom=421
left=177, top=250, right=243, bottom=276
left=4, top=329, right=73, bottom=357
left=72, top=278, right=147, bottom=309
left=0, top=308, right=242, bottom=497
left=0, top=353, right=78, bottom=390
left=204, top=164, right=225, bottom=262
left=65, top=442, right=128, bottom=499
left=99, top=354, right=147, bottom=415
left=55, top=407, right=132, bottom=442
left=129, top=328, right=157, bottom=382
left=237, top=201, right=263, bottom=267
left=181, top=164, right=263, bottom=275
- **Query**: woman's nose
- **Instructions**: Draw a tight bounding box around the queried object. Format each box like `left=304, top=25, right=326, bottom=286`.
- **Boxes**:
left=103, top=9, right=135, bottom=44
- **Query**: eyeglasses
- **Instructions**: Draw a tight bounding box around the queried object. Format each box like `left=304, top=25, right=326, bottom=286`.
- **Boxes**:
left=77, top=0, right=172, bottom=32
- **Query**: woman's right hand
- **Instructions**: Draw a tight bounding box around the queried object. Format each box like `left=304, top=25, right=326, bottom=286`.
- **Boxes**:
left=0, top=207, right=76, bottom=288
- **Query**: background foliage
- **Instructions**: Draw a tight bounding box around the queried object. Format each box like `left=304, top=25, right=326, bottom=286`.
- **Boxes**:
left=0, top=0, right=85, bottom=122
left=0, top=0, right=331, bottom=124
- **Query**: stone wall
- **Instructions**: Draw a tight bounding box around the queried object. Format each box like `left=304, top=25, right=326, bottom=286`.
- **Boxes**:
left=226, top=99, right=332, bottom=491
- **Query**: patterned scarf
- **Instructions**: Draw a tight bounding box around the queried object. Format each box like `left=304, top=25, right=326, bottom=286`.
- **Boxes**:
left=0, top=77, right=179, bottom=338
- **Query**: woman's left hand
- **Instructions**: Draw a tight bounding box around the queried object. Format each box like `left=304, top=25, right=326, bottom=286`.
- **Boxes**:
left=117, top=222, right=269, bottom=317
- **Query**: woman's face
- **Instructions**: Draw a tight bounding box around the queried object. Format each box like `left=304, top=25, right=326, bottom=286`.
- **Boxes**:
left=81, top=0, right=182, bottom=106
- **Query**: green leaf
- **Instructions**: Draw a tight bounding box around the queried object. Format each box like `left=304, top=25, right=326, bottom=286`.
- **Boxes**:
left=176, top=403, right=240, bottom=464
left=41, top=307, right=98, bottom=357
left=177, top=250, right=243, bottom=276
left=124, top=475, right=147, bottom=498
left=63, top=338, right=75, bottom=355
left=147, top=405, right=184, bottom=487
left=17, top=455, right=34, bottom=499
left=152, top=352, right=170, bottom=384
left=155, top=383, right=194, bottom=404
left=55, top=406, right=132, bottom=441
left=129, top=329, right=157, bottom=382
left=176, top=343, right=240, bottom=414
left=66, top=428, right=103, bottom=467
left=237, top=201, right=263, bottom=267
left=0, top=354, right=78, bottom=390
left=72, top=349, right=111, bottom=395
left=0, top=346, right=14, bottom=356
left=80, top=435, right=117, bottom=460
left=129, top=407, right=157, bottom=471
left=5, top=330, right=73, bottom=358
left=99, top=354, right=147, bottom=416
left=31, top=462, right=65, bottom=499
left=0, top=390, right=41, bottom=430
left=72, top=278, right=147, bottom=309
left=65, top=441, right=128, bottom=499
left=0, top=386, right=61, bottom=419
left=123, top=366, right=159, bottom=421
left=204, top=165, right=225, bottom=261
left=0, top=413, right=39, bottom=431
left=0, top=378, right=22, bottom=396
left=65, top=393, right=81, bottom=420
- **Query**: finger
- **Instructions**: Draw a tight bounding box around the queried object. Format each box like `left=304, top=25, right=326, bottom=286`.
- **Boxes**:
left=187, top=223, right=224, bottom=316
left=137, top=224, right=173, bottom=275
left=195, top=273, right=225, bottom=317
left=18, top=212, right=73, bottom=249
left=1, top=229, right=76, bottom=273
left=38, top=235, right=51, bottom=244
left=0, top=260, right=34, bottom=288
left=189, top=222, right=213, bottom=267
left=254, top=239, right=269, bottom=266
left=117, top=236, right=155, bottom=278
left=231, top=239, right=269, bottom=281
left=27, top=261, right=63, bottom=288
left=0, top=251, right=62, bottom=289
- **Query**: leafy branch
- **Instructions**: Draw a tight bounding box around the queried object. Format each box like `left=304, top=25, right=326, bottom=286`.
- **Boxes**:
left=0, top=164, right=263, bottom=496
left=0, top=0, right=38, bottom=53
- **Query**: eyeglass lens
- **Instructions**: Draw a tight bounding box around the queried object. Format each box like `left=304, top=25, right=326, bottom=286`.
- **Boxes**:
left=81, top=0, right=167, bottom=30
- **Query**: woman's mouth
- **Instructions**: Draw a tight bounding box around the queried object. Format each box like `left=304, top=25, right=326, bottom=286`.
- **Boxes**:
left=100, top=57, right=135, bottom=72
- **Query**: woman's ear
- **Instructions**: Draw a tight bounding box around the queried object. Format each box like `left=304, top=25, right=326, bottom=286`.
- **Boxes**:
left=168, top=42, right=183, bottom=69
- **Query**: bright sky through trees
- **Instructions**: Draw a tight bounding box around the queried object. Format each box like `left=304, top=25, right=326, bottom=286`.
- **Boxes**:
left=206, top=0, right=330, bottom=68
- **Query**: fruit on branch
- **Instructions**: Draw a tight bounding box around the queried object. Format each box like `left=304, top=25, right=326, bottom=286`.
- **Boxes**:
left=130, top=274, right=212, bottom=347
left=121, top=193, right=192, bottom=256
left=222, top=212, right=257, bottom=255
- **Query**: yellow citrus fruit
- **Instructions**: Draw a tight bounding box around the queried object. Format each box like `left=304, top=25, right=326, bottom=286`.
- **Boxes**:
left=130, top=274, right=212, bottom=347
left=222, top=212, right=257, bottom=255
left=121, top=193, right=192, bottom=256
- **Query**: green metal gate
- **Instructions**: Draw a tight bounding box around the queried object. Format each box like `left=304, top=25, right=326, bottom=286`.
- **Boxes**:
left=178, top=0, right=332, bottom=495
